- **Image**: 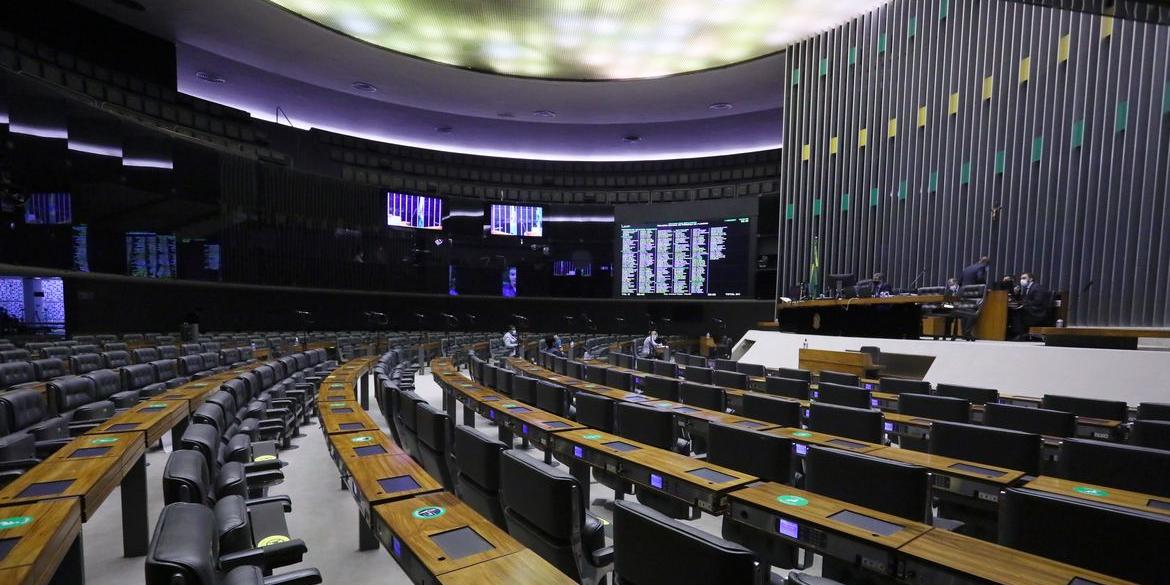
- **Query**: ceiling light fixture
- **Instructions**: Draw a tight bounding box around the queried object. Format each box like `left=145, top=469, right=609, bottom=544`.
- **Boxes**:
left=351, top=81, right=378, bottom=93
left=708, top=102, right=734, bottom=111
left=194, top=71, right=225, bottom=84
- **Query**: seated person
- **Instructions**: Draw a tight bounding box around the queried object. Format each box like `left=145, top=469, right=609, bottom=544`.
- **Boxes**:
left=503, top=325, right=520, bottom=357
left=544, top=334, right=565, bottom=357
left=872, top=272, right=893, bottom=297
left=1009, top=272, right=1051, bottom=339
left=640, top=330, right=667, bottom=358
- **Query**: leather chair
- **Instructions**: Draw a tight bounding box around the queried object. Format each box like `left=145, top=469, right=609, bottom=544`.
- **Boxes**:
left=30, top=358, right=66, bottom=380
left=42, top=346, right=71, bottom=360
left=414, top=403, right=453, bottom=490
left=393, top=390, right=426, bottom=458
left=47, top=376, right=116, bottom=432
left=150, top=359, right=187, bottom=388
left=1058, top=438, right=1170, bottom=497
left=0, top=389, right=70, bottom=483
left=179, top=424, right=283, bottom=500
left=535, top=380, right=574, bottom=418
left=742, top=393, right=801, bottom=427
left=712, top=369, right=747, bottom=390
left=1131, top=420, right=1170, bottom=451
left=70, top=344, right=99, bottom=355
left=0, top=348, right=31, bottom=362
left=679, top=382, right=726, bottom=412
left=614, top=403, right=694, bottom=519
left=684, top=366, right=713, bottom=385
left=132, top=347, right=160, bottom=364
left=83, top=368, right=140, bottom=408
left=641, top=376, right=679, bottom=402
left=984, top=403, right=1076, bottom=438
left=145, top=502, right=321, bottom=585
left=818, top=371, right=859, bottom=387
left=807, top=402, right=885, bottom=444
left=158, top=345, right=180, bottom=360
left=499, top=450, right=613, bottom=585
left=765, top=376, right=810, bottom=400
left=880, top=377, right=931, bottom=395
left=101, top=350, right=132, bottom=369
left=813, top=382, right=872, bottom=410
left=935, top=383, right=999, bottom=405
left=450, top=425, right=507, bottom=528
left=181, top=343, right=203, bottom=356
left=180, top=355, right=209, bottom=379
left=0, top=362, right=36, bottom=390
left=121, top=364, right=168, bottom=398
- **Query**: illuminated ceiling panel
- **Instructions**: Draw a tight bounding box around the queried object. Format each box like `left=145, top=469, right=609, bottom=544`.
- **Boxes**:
left=266, top=0, right=886, bottom=80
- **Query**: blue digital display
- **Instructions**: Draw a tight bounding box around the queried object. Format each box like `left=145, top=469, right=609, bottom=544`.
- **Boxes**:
left=870, top=399, right=879, bottom=408
left=489, top=410, right=496, bottom=420
left=490, top=204, right=543, bottom=237
left=392, top=536, right=402, bottom=558
left=795, top=444, right=808, bottom=456
left=883, top=422, right=894, bottom=432
left=650, top=474, right=663, bottom=489
left=811, top=391, right=819, bottom=399
left=573, top=446, right=584, bottom=458
left=803, top=409, right=810, bottom=417
left=864, top=383, right=874, bottom=390
left=521, top=423, right=529, bottom=435
left=778, top=518, right=800, bottom=539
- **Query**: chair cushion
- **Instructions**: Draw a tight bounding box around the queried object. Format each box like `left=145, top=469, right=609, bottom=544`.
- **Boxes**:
left=215, top=495, right=252, bottom=553
left=0, top=389, right=51, bottom=432
left=0, top=363, right=35, bottom=389
left=216, top=461, right=248, bottom=500
left=71, top=399, right=116, bottom=422
left=82, top=369, right=122, bottom=400
left=102, top=351, right=132, bottom=369
left=121, top=364, right=158, bottom=390
left=30, top=359, right=65, bottom=380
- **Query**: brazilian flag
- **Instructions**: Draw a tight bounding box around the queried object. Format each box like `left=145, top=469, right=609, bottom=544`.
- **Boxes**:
left=808, top=236, right=821, bottom=298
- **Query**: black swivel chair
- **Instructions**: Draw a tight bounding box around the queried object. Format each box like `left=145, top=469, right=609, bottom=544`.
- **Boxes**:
left=498, top=451, right=613, bottom=585
left=613, top=403, right=693, bottom=519
left=879, top=377, right=931, bottom=395
left=1131, top=420, right=1170, bottom=451
left=713, top=358, right=737, bottom=372
left=741, top=394, right=801, bottom=428
left=641, top=375, right=679, bottom=402
left=935, top=383, right=999, bottom=405
left=512, top=375, right=538, bottom=406
left=735, top=362, right=767, bottom=377
left=1041, top=394, right=1127, bottom=423
left=1057, top=438, right=1170, bottom=497
left=775, top=367, right=811, bottom=382
left=414, top=403, right=453, bottom=490
left=818, top=371, right=859, bottom=387
left=606, top=369, right=633, bottom=391
left=712, top=369, right=748, bottom=391
left=813, top=382, right=873, bottom=410
left=450, top=425, right=508, bottom=528
left=897, top=393, right=970, bottom=451
left=393, top=390, right=426, bottom=458
left=585, top=366, right=607, bottom=385
left=573, top=392, right=622, bottom=503
left=679, top=382, right=726, bottom=412
left=765, top=376, right=810, bottom=400
left=684, top=366, right=713, bottom=385
left=1137, top=402, right=1170, bottom=422
left=984, top=403, right=1076, bottom=438
left=807, top=402, right=885, bottom=445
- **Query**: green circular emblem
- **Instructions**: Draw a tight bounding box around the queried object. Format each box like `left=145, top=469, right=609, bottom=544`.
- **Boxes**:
left=254, top=455, right=277, bottom=462
left=777, top=495, right=809, bottom=507
left=330, top=383, right=344, bottom=388
left=582, top=433, right=603, bottom=440
left=792, top=431, right=813, bottom=438
left=503, top=403, right=517, bottom=408
left=351, top=435, right=374, bottom=443
left=0, top=516, right=32, bottom=530
left=1073, top=486, right=1109, bottom=497
left=329, top=402, right=347, bottom=407
left=257, top=535, right=290, bottom=546
left=148, top=402, right=167, bottom=408
left=412, top=506, right=446, bottom=520
left=90, top=437, right=119, bottom=445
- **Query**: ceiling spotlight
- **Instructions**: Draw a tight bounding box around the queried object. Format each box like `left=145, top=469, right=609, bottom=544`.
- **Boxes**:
left=351, top=81, right=378, bottom=93
left=623, top=134, right=642, bottom=143
left=708, top=102, right=734, bottom=111
left=436, top=126, right=454, bottom=133
left=532, top=110, right=558, bottom=118
left=194, top=71, right=225, bottom=84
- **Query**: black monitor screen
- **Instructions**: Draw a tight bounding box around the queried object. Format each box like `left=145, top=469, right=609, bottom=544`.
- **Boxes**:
left=618, top=217, right=751, bottom=297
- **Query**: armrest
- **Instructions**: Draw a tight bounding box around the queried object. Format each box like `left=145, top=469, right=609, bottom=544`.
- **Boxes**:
left=246, top=494, right=293, bottom=513
left=0, top=458, right=41, bottom=471
left=219, top=539, right=309, bottom=572
left=245, top=469, right=286, bottom=486
left=67, top=421, right=104, bottom=436
left=589, top=545, right=614, bottom=567
left=33, top=438, right=72, bottom=458
left=244, top=458, right=284, bottom=474
left=263, top=569, right=323, bottom=585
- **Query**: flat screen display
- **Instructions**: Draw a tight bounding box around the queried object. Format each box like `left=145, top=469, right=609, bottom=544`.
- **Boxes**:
left=490, top=204, right=543, bottom=237
left=386, top=192, right=442, bottom=230
left=24, top=193, right=72, bottom=225
left=125, top=232, right=176, bottom=279
left=618, top=217, right=751, bottom=297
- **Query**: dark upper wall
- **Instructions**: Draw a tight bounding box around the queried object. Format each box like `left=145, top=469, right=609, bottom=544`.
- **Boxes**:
left=778, top=0, right=1170, bottom=326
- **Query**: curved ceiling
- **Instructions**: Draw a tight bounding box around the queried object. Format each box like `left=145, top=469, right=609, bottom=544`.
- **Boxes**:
left=265, top=0, right=864, bottom=80
left=73, top=0, right=888, bottom=161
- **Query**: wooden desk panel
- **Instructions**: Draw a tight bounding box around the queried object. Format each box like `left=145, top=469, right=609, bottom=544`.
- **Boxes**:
left=87, top=400, right=188, bottom=445
left=779, top=295, right=947, bottom=310
left=327, top=431, right=408, bottom=473
left=44, top=432, right=143, bottom=464
left=372, top=492, right=524, bottom=578
left=437, top=549, right=577, bottom=585
left=1024, top=476, right=1170, bottom=517
left=765, top=427, right=886, bottom=454
left=0, top=499, right=82, bottom=585
left=0, top=436, right=144, bottom=521
left=898, top=528, right=1133, bottom=585
left=319, top=401, right=379, bottom=435
left=349, top=454, right=444, bottom=508
left=870, top=447, right=1025, bottom=486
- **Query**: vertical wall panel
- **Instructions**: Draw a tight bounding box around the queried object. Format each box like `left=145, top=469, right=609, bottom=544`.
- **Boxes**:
left=779, top=0, right=1170, bottom=326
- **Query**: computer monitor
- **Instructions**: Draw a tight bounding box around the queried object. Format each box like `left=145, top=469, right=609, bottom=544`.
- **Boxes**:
left=742, top=393, right=801, bottom=428
left=764, top=376, right=810, bottom=401
left=805, top=445, right=931, bottom=522
left=642, top=376, right=679, bottom=402
left=984, top=403, right=1076, bottom=437
left=679, top=382, right=726, bottom=412
left=929, top=421, right=1042, bottom=475
left=879, top=377, right=931, bottom=395
left=712, top=369, right=747, bottom=391
left=807, top=402, right=885, bottom=444
left=652, top=360, right=678, bottom=378
left=708, top=423, right=793, bottom=484
left=1057, top=438, right=1170, bottom=497
left=935, top=383, right=999, bottom=405
left=685, top=366, right=714, bottom=385
left=897, top=393, right=971, bottom=423
left=1041, top=394, right=1128, bottom=422
left=813, top=383, right=872, bottom=410
left=613, top=500, right=766, bottom=585
left=605, top=369, right=633, bottom=392
left=999, top=488, right=1170, bottom=585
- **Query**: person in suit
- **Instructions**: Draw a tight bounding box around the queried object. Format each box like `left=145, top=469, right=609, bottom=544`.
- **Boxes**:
left=960, top=256, right=991, bottom=286
left=945, top=277, right=961, bottom=296
left=640, top=330, right=667, bottom=358
left=1010, top=272, right=1051, bottom=339
left=872, top=272, right=893, bottom=296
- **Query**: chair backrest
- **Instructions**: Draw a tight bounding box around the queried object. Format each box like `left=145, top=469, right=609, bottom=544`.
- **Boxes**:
left=481, top=364, right=497, bottom=390
left=605, top=368, right=632, bottom=391
left=935, top=383, right=999, bottom=405
left=151, top=359, right=179, bottom=382
left=807, top=402, right=885, bottom=444
left=984, top=403, right=1076, bottom=437
left=180, top=343, right=202, bottom=356
left=898, top=393, right=970, bottom=423
left=741, top=393, right=801, bottom=428
left=201, top=341, right=221, bottom=353
left=162, top=449, right=213, bottom=505
left=585, top=365, right=607, bottom=385
left=199, top=352, right=220, bottom=369
left=805, top=446, right=930, bottom=523
left=30, top=358, right=65, bottom=380
left=1041, top=394, right=1127, bottom=422
left=713, top=358, right=737, bottom=372
left=1131, top=420, right=1170, bottom=451
left=495, top=368, right=513, bottom=396
left=499, top=450, right=590, bottom=581
left=711, top=369, right=747, bottom=390
left=158, top=345, right=180, bottom=360
left=0, top=349, right=31, bottom=363
left=735, top=362, right=766, bottom=377
left=452, top=425, right=507, bottom=527
left=775, top=367, right=811, bottom=382
left=132, top=347, right=160, bottom=364
left=614, top=403, right=680, bottom=452
left=764, top=376, right=809, bottom=400
left=565, top=360, right=584, bottom=380
left=819, top=370, right=860, bottom=387
left=879, top=377, right=931, bottom=395
left=1137, top=402, right=1170, bottom=422
left=512, top=375, right=538, bottom=405
left=70, top=344, right=99, bottom=355
left=641, top=375, right=679, bottom=402
left=121, top=363, right=158, bottom=391
left=684, top=366, right=713, bottom=385
left=0, top=362, right=35, bottom=389
left=651, top=360, right=677, bottom=378
left=535, top=381, right=571, bottom=417
left=613, top=500, right=764, bottom=585
left=929, top=421, right=1042, bottom=475
left=707, top=423, right=793, bottom=484
left=635, top=359, right=655, bottom=374
left=814, top=382, right=872, bottom=410
left=144, top=502, right=217, bottom=585
left=1057, top=438, right=1170, bottom=497
left=178, top=355, right=205, bottom=377
left=679, top=382, right=726, bottom=412
left=574, top=392, right=615, bottom=433
left=82, top=369, right=122, bottom=400
left=42, top=346, right=71, bottom=360
left=0, top=389, right=54, bottom=434
left=48, top=376, right=98, bottom=413
left=415, top=403, right=452, bottom=489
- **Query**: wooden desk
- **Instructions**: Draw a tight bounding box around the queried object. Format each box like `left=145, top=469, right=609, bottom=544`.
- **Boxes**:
left=0, top=432, right=148, bottom=556
left=778, top=296, right=944, bottom=339
left=1031, top=326, right=1170, bottom=350
left=798, top=348, right=880, bottom=379
left=437, top=549, right=577, bottom=585
left=87, top=399, right=189, bottom=446
left=1024, top=476, right=1170, bottom=517
left=326, top=431, right=408, bottom=479
left=871, top=447, right=1025, bottom=505
left=765, top=427, right=886, bottom=454
left=319, top=400, right=379, bottom=435
left=371, top=492, right=525, bottom=583
left=551, top=428, right=756, bottom=514
left=727, top=482, right=931, bottom=578
left=897, top=528, right=1133, bottom=585
left=0, top=499, right=83, bottom=585
left=349, top=454, right=446, bottom=551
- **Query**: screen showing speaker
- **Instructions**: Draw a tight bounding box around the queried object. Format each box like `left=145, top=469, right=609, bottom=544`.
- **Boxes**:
left=386, top=192, right=443, bottom=230
left=489, top=204, right=543, bottom=237
left=618, top=217, right=751, bottom=297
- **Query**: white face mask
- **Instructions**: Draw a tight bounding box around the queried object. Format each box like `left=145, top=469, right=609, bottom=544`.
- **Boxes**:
left=1019, top=279, right=1030, bottom=286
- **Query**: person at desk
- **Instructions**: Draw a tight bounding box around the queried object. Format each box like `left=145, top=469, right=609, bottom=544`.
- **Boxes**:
left=640, top=330, right=667, bottom=358
left=544, top=334, right=565, bottom=357
left=871, top=272, right=893, bottom=296
left=1010, top=272, right=1051, bottom=340
left=503, top=325, right=520, bottom=357
left=960, top=256, right=991, bottom=286
left=945, top=277, right=961, bottom=296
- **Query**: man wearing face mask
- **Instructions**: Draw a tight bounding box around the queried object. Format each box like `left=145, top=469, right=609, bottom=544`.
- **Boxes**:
left=1010, top=272, right=1051, bottom=339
